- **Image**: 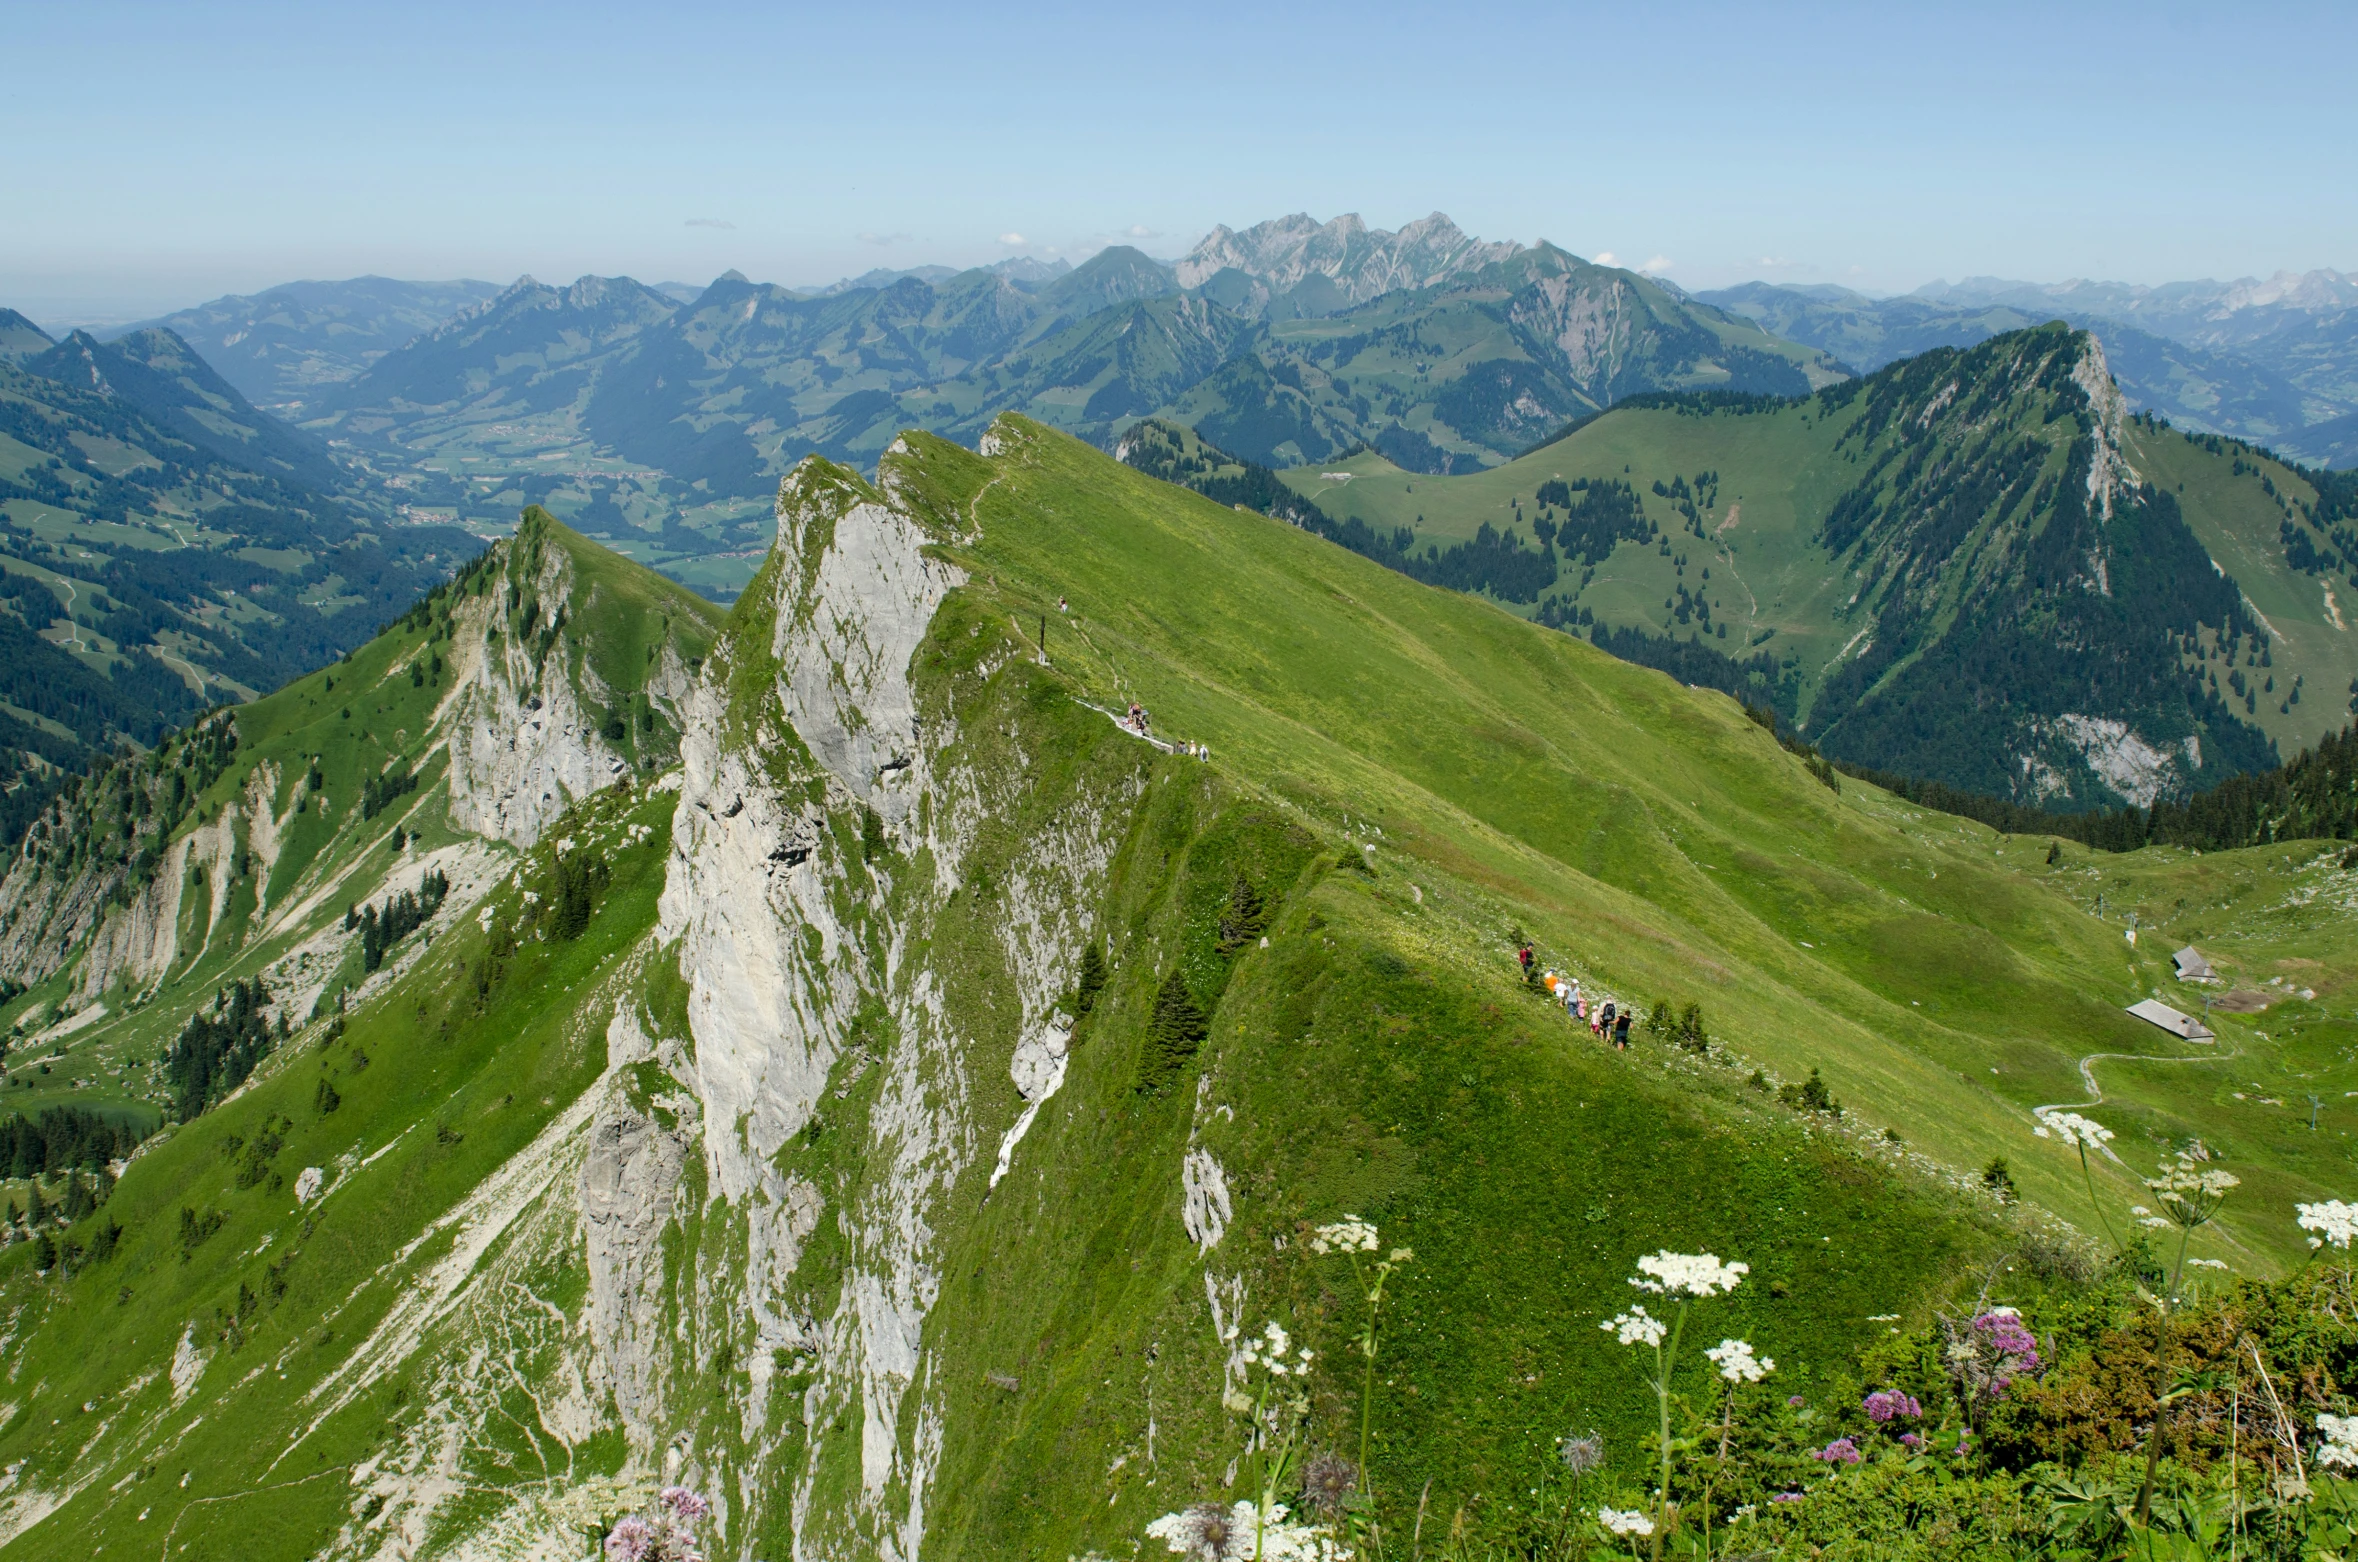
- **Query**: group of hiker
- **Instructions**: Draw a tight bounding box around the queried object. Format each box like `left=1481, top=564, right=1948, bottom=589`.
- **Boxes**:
left=1114, top=700, right=1211, bottom=762
left=1517, top=942, right=1632, bottom=1048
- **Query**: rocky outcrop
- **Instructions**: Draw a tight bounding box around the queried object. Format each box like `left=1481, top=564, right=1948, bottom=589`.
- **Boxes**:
left=442, top=542, right=629, bottom=847
left=2072, top=332, right=2138, bottom=520
left=0, top=756, right=269, bottom=995
left=581, top=1010, right=690, bottom=1446
left=0, top=849, right=129, bottom=989
left=66, top=804, right=239, bottom=1005
left=644, top=432, right=1130, bottom=1558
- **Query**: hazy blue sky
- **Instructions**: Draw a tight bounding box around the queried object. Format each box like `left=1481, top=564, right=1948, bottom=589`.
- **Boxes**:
left=7, top=0, right=2352, bottom=324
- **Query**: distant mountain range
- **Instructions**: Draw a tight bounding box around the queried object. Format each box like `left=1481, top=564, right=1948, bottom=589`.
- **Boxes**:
left=5, top=218, right=2349, bottom=627
left=119, top=278, right=505, bottom=416
left=1701, top=270, right=2358, bottom=467
left=236, top=215, right=1833, bottom=589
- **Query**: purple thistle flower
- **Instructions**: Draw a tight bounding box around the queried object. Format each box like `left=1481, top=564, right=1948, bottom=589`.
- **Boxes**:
left=605, top=1517, right=654, bottom=1562
left=1863, top=1390, right=1923, bottom=1422
left=1971, top=1313, right=2041, bottom=1370
left=1900, top=1432, right=1926, bottom=1450
left=1787, top=1395, right=1806, bottom=1408
left=659, top=1487, right=711, bottom=1523
left=1772, top=1491, right=1805, bottom=1503
left=1811, top=1437, right=1863, bottom=1464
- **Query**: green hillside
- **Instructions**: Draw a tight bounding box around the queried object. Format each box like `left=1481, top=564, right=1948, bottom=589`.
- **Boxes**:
left=1277, top=325, right=2357, bottom=809
left=0, top=352, right=474, bottom=842
left=0, top=421, right=2352, bottom=1559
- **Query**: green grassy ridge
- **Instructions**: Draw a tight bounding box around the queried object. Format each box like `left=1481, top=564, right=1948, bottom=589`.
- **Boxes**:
left=921, top=418, right=2353, bottom=1271
left=646, top=496, right=2027, bottom=1551
left=906, top=765, right=2009, bottom=1554
left=1273, top=328, right=2354, bottom=796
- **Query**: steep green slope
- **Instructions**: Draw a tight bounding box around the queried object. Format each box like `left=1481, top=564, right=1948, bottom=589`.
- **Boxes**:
left=0, top=505, right=719, bottom=1118
left=1, top=420, right=2350, bottom=1561
left=28, top=330, right=345, bottom=493
left=1278, top=325, right=2356, bottom=807
left=0, top=353, right=475, bottom=839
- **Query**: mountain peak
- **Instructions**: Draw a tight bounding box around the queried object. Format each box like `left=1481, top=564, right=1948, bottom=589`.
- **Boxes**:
left=1175, top=210, right=1521, bottom=312
left=0, top=307, right=55, bottom=363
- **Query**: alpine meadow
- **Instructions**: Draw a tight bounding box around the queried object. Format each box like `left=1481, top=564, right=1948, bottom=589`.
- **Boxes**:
left=4, top=32, right=2358, bottom=1552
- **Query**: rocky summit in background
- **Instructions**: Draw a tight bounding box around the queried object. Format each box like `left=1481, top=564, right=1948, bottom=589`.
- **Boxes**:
left=265, top=215, right=1832, bottom=581
left=1173, top=210, right=1524, bottom=318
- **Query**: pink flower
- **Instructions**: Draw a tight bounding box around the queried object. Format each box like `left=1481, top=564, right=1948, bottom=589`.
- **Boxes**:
left=1811, top=1438, right=1863, bottom=1464
left=1863, top=1390, right=1922, bottom=1422
left=659, top=1487, right=711, bottom=1523
left=1787, top=1395, right=1806, bottom=1408
left=1772, top=1491, right=1805, bottom=1503
left=605, top=1518, right=654, bottom=1562
left=1900, top=1432, right=1926, bottom=1450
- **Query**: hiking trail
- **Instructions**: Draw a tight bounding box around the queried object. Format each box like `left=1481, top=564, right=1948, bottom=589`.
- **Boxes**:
left=2032, top=1037, right=2242, bottom=1164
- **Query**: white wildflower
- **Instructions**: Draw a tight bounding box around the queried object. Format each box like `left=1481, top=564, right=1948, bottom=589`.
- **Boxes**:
left=1237, top=1321, right=1312, bottom=1379
left=1145, top=1499, right=1349, bottom=1560
left=1629, top=1251, right=1748, bottom=1297
left=2035, top=1110, right=2114, bottom=1149
left=1310, top=1217, right=1379, bottom=1255
left=2147, top=1147, right=2239, bottom=1227
left=2297, top=1200, right=2358, bottom=1250
left=1597, top=1507, right=1655, bottom=1537
left=1603, top=1305, right=1668, bottom=1347
left=2187, top=1258, right=2228, bottom=1270
left=2140, top=1216, right=2173, bottom=1229
left=2320, top=1413, right=2358, bottom=1471
left=1705, top=1338, right=1773, bottom=1383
